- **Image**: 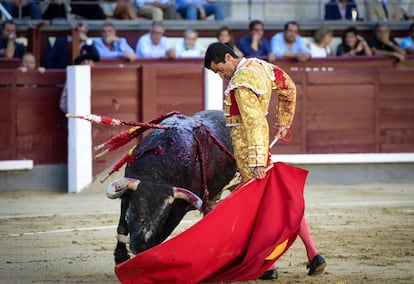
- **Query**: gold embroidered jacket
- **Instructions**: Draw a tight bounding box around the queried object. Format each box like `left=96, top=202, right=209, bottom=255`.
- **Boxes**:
left=224, top=58, right=296, bottom=172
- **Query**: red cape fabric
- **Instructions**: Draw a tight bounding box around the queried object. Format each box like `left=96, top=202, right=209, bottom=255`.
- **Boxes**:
left=115, top=162, right=307, bottom=283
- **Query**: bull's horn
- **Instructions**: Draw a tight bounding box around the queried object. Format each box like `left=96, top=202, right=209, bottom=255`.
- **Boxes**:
left=173, top=187, right=203, bottom=210
left=106, top=177, right=141, bottom=199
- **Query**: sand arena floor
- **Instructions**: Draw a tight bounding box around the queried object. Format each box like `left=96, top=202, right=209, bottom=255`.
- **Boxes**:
left=1, top=177, right=413, bottom=284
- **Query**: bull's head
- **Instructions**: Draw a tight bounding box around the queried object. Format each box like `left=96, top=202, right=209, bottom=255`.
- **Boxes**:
left=107, top=178, right=202, bottom=254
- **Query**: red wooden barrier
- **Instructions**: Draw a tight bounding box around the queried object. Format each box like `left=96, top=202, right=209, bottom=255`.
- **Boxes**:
left=1, top=57, right=413, bottom=179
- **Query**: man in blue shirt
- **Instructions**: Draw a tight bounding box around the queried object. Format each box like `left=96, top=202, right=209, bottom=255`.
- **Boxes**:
left=270, top=21, right=311, bottom=62
left=237, top=20, right=275, bottom=62
left=93, top=22, right=136, bottom=61
left=135, top=21, right=175, bottom=58
left=175, top=0, right=224, bottom=21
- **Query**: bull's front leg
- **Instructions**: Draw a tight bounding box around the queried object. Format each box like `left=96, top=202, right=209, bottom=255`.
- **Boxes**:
left=114, top=197, right=130, bottom=264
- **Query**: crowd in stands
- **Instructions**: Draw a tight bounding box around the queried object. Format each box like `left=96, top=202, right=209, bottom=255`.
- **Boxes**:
left=1, top=0, right=414, bottom=72
left=1, top=19, right=413, bottom=72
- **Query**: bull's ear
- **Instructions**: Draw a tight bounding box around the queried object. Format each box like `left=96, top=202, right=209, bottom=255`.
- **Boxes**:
left=107, top=178, right=141, bottom=199
left=172, top=187, right=203, bottom=210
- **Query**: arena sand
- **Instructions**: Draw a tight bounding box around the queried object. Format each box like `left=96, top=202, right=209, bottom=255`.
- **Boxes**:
left=1, top=176, right=413, bottom=284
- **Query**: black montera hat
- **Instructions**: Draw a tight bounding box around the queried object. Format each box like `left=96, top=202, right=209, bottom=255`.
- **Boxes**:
left=74, top=43, right=100, bottom=65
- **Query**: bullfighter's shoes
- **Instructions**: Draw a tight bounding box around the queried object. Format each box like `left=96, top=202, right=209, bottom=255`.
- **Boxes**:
left=259, top=268, right=278, bottom=280
left=307, top=254, right=326, bottom=276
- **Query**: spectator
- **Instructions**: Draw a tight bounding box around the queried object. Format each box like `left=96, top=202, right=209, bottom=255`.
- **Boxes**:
left=41, top=0, right=70, bottom=20
left=237, top=20, right=275, bottom=62
left=132, top=0, right=179, bottom=20
left=400, top=23, right=414, bottom=54
left=59, top=47, right=100, bottom=113
left=70, top=0, right=107, bottom=19
left=94, top=22, right=136, bottom=61
left=270, top=21, right=311, bottom=62
left=112, top=0, right=138, bottom=20
left=367, top=22, right=406, bottom=61
left=307, top=26, right=334, bottom=58
left=0, top=20, right=25, bottom=59
left=175, top=0, right=224, bottom=21
left=43, top=22, right=93, bottom=69
left=216, top=26, right=243, bottom=57
left=324, top=0, right=359, bottom=20
left=336, top=26, right=373, bottom=56
left=175, top=29, right=205, bottom=58
left=18, top=52, right=45, bottom=73
left=76, top=22, right=91, bottom=49
left=366, top=0, right=405, bottom=21
left=0, top=0, right=42, bottom=19
left=135, top=21, right=175, bottom=59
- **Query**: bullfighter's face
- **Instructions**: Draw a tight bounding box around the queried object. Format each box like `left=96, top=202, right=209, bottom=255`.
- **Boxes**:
left=210, top=53, right=237, bottom=80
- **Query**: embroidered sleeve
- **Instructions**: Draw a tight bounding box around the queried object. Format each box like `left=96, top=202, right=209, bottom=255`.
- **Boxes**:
left=274, top=66, right=296, bottom=127
left=234, top=87, right=269, bottom=168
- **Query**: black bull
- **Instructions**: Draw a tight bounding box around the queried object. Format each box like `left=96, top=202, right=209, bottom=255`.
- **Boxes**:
left=106, top=110, right=238, bottom=264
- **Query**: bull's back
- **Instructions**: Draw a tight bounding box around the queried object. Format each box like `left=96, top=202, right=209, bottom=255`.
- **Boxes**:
left=125, top=110, right=236, bottom=198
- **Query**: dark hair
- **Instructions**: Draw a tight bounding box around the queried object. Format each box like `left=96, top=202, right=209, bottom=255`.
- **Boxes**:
left=249, top=20, right=263, bottom=31
left=284, top=21, right=300, bottom=31
left=2, top=20, right=15, bottom=30
left=340, top=26, right=358, bottom=52
left=342, top=26, right=358, bottom=43
left=74, top=44, right=100, bottom=65
left=204, top=42, right=238, bottom=70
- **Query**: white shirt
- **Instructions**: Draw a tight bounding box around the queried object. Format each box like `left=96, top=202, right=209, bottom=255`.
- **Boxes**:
left=135, top=33, right=173, bottom=58
left=175, top=41, right=206, bottom=58
left=308, top=42, right=331, bottom=58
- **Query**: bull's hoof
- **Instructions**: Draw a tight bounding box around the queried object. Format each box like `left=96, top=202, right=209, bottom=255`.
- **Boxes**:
left=114, top=242, right=130, bottom=264
left=114, top=249, right=130, bottom=264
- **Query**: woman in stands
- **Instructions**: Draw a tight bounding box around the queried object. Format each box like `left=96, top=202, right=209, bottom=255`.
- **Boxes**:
left=307, top=26, right=334, bottom=58
left=216, top=26, right=244, bottom=57
left=336, top=26, right=372, bottom=57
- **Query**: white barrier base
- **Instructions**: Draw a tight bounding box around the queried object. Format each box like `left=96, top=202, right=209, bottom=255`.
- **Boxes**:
left=0, top=160, right=34, bottom=171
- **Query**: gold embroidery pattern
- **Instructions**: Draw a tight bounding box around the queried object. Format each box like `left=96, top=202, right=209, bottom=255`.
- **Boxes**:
left=224, top=60, right=296, bottom=181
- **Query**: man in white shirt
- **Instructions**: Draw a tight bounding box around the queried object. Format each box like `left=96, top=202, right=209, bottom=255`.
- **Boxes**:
left=135, top=21, right=176, bottom=58
left=175, top=29, right=206, bottom=58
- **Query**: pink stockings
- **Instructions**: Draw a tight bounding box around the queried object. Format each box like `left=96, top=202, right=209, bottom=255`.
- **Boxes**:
left=298, top=216, right=319, bottom=262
